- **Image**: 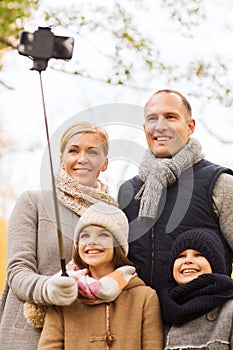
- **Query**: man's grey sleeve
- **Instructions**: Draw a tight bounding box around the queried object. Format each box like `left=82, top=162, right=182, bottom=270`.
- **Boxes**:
left=213, top=172, right=233, bottom=251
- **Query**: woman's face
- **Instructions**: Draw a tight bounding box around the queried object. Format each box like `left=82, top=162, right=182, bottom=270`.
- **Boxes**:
left=61, top=132, right=108, bottom=188
left=173, top=249, right=212, bottom=285
left=78, top=225, right=115, bottom=279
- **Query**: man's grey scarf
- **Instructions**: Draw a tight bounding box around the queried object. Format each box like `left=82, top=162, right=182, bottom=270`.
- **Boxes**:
left=135, top=138, right=204, bottom=219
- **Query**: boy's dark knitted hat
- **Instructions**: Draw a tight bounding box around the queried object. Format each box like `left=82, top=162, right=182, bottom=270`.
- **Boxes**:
left=170, top=229, right=227, bottom=276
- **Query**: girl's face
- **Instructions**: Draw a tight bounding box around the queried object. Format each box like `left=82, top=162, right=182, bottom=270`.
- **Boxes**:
left=173, top=249, right=212, bottom=285
left=61, top=132, right=108, bottom=188
left=78, top=225, right=115, bottom=279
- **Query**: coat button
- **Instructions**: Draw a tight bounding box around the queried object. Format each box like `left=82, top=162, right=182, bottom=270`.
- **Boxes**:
left=206, top=312, right=216, bottom=321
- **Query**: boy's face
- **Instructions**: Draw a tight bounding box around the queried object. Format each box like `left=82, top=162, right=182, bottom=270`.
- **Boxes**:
left=78, top=225, right=114, bottom=278
left=173, top=249, right=212, bottom=285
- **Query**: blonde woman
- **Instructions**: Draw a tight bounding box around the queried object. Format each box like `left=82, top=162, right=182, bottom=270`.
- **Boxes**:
left=0, top=122, right=116, bottom=350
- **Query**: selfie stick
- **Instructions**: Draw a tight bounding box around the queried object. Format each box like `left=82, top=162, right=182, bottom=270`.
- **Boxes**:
left=38, top=71, right=68, bottom=277
left=17, top=27, right=75, bottom=277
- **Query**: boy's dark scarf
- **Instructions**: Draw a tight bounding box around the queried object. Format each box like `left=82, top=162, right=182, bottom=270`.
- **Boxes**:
left=135, top=137, right=204, bottom=219
left=160, top=273, right=233, bottom=325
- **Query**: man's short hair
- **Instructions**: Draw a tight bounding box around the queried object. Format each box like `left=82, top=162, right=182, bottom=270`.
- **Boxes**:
left=145, top=89, right=192, bottom=120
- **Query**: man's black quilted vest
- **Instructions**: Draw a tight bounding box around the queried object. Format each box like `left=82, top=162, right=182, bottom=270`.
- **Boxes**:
left=118, top=159, right=233, bottom=296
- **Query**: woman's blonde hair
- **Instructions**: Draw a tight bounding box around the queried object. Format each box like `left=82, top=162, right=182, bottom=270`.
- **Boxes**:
left=60, top=122, right=109, bottom=155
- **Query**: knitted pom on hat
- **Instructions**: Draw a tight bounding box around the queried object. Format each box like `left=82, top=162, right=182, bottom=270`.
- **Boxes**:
left=74, top=202, right=129, bottom=255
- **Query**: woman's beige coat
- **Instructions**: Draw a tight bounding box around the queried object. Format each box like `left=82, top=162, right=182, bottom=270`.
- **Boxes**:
left=38, top=276, right=164, bottom=350
left=0, top=191, right=79, bottom=350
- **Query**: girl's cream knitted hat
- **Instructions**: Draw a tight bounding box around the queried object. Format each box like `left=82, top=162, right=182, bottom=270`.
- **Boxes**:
left=74, top=201, right=129, bottom=255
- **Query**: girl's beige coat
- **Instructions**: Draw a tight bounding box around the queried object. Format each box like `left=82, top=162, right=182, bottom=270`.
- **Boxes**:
left=38, top=276, right=163, bottom=350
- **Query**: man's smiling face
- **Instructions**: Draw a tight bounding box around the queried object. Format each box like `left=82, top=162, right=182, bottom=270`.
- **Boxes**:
left=144, top=92, right=195, bottom=157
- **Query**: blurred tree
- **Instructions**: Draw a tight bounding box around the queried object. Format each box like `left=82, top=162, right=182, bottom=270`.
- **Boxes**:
left=0, top=219, right=7, bottom=295
left=0, top=129, right=15, bottom=294
left=0, top=0, right=233, bottom=108
left=0, top=0, right=38, bottom=50
left=0, top=222, right=9, bottom=296
left=161, top=0, right=206, bottom=32
left=0, top=0, right=38, bottom=211
left=0, top=126, right=15, bottom=218
left=40, top=0, right=233, bottom=108
left=0, top=0, right=38, bottom=71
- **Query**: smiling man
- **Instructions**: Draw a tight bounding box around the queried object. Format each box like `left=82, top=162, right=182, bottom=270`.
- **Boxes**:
left=118, top=89, right=233, bottom=297
left=144, top=90, right=195, bottom=158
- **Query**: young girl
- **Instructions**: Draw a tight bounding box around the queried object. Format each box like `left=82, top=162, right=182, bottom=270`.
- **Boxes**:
left=0, top=122, right=117, bottom=349
left=161, top=229, right=233, bottom=350
left=38, top=202, right=164, bottom=350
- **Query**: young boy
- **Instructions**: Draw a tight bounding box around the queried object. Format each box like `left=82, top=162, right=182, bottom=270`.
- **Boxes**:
left=161, top=229, right=233, bottom=350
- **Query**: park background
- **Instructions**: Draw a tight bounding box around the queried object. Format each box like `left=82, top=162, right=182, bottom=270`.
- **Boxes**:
left=1, top=0, right=233, bottom=293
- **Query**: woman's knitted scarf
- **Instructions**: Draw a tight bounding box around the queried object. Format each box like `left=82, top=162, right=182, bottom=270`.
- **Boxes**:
left=135, top=137, right=204, bottom=219
left=56, top=169, right=117, bottom=216
left=73, top=266, right=136, bottom=305
left=160, top=273, right=233, bottom=325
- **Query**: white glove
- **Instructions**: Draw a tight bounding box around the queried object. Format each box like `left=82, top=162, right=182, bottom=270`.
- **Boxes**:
left=43, top=272, right=78, bottom=306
